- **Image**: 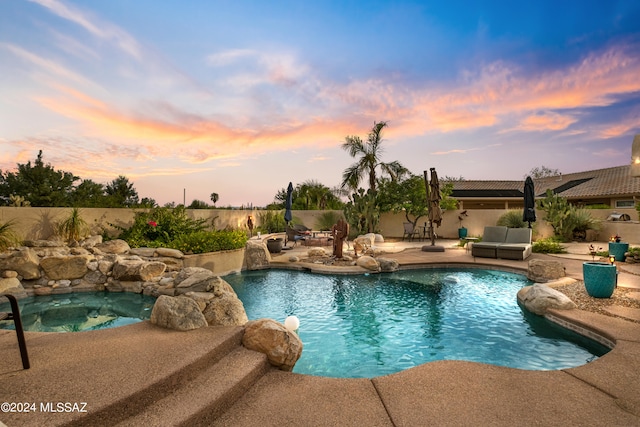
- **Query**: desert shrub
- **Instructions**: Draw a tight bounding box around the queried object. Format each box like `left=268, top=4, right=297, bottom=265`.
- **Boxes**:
left=58, top=207, right=88, bottom=242
left=496, top=209, right=528, bottom=228
left=0, top=220, right=19, bottom=252
left=315, top=211, right=343, bottom=231
left=532, top=237, right=567, bottom=254
left=256, top=210, right=287, bottom=233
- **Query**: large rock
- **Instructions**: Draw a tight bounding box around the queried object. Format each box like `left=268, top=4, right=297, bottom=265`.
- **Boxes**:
left=80, top=235, right=102, bottom=248
left=0, top=277, right=25, bottom=295
left=94, top=239, right=131, bottom=254
left=377, top=257, right=399, bottom=272
left=112, top=260, right=166, bottom=281
left=0, top=247, right=41, bottom=280
left=353, top=234, right=375, bottom=254
left=518, top=283, right=577, bottom=315
left=202, top=292, right=249, bottom=326
left=150, top=295, right=207, bottom=331
left=357, top=255, right=380, bottom=272
left=40, top=255, right=91, bottom=280
left=155, top=247, right=184, bottom=259
left=242, top=318, right=303, bottom=371
left=173, top=267, right=221, bottom=294
left=244, top=241, right=270, bottom=270
left=527, top=259, right=566, bottom=283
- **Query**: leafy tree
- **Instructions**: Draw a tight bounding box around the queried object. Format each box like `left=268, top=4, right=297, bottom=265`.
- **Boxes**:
left=70, top=179, right=107, bottom=207
left=0, top=150, right=78, bottom=206
left=341, top=121, right=408, bottom=192
left=138, top=197, right=157, bottom=208
left=343, top=188, right=379, bottom=235
left=188, top=199, right=210, bottom=209
left=378, top=175, right=429, bottom=228
left=210, top=192, right=219, bottom=206
left=270, top=180, right=343, bottom=210
left=105, top=175, right=139, bottom=207
left=527, top=166, right=560, bottom=179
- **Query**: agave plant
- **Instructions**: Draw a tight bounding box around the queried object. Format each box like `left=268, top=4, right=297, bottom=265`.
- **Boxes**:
left=0, top=220, right=19, bottom=252
left=58, top=207, right=88, bottom=242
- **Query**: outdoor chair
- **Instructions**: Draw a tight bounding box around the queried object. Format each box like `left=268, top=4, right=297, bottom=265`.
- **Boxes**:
left=402, top=222, right=420, bottom=241
left=285, top=225, right=309, bottom=247
left=0, top=294, right=30, bottom=369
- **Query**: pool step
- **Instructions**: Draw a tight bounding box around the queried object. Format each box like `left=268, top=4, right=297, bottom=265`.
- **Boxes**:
left=113, top=346, right=271, bottom=427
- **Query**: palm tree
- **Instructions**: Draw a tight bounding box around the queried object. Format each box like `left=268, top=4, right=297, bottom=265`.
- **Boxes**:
left=210, top=192, right=219, bottom=206
left=340, top=121, right=408, bottom=192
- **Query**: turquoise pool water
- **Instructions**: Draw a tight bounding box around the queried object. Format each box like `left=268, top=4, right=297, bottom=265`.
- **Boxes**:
left=224, top=268, right=609, bottom=378
left=0, top=292, right=156, bottom=332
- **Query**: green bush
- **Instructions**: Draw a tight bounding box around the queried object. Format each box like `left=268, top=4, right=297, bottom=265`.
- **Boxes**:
left=117, top=206, right=207, bottom=247
left=256, top=210, right=287, bottom=233
left=315, top=211, right=343, bottom=231
left=532, top=237, right=567, bottom=254
left=496, top=209, right=528, bottom=228
left=169, top=230, right=248, bottom=254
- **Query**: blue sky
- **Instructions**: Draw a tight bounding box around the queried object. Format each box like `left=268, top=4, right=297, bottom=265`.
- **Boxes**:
left=1, top=0, right=640, bottom=207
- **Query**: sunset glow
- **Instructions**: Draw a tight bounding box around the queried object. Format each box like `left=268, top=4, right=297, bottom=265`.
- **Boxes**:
left=1, top=0, right=639, bottom=206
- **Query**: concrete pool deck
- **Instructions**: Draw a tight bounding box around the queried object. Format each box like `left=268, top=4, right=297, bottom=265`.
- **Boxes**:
left=2, top=240, right=640, bottom=426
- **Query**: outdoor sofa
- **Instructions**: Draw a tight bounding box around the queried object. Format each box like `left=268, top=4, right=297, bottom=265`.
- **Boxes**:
left=471, top=226, right=532, bottom=260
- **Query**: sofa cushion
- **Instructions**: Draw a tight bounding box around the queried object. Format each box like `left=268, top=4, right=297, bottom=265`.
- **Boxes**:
left=482, top=226, right=508, bottom=243
left=504, top=228, right=532, bottom=244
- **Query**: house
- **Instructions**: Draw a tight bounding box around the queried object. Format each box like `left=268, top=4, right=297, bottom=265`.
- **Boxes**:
left=450, top=165, right=640, bottom=210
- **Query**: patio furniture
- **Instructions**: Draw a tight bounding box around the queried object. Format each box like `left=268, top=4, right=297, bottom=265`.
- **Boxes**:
left=472, top=226, right=532, bottom=260
left=285, top=225, right=310, bottom=247
left=0, top=294, right=30, bottom=369
left=402, top=222, right=420, bottom=241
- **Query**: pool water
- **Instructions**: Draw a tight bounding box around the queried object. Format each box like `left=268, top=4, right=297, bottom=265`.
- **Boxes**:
left=0, top=292, right=156, bottom=332
left=224, top=268, right=609, bottom=378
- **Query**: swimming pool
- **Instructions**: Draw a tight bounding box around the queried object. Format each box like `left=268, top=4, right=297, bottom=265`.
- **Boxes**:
left=0, top=292, right=156, bottom=332
left=224, top=268, right=609, bottom=378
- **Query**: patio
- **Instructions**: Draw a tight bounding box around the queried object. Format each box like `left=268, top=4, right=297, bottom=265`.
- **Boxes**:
left=1, top=240, right=640, bottom=426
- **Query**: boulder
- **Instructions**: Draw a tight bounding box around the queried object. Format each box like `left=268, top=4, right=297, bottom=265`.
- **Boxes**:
left=153, top=257, right=184, bottom=271
left=155, top=247, right=184, bottom=259
left=307, top=247, right=328, bottom=257
left=244, top=241, right=270, bottom=270
left=129, top=248, right=157, bottom=257
left=527, top=259, right=566, bottom=283
left=374, top=234, right=385, bottom=243
left=357, top=255, right=379, bottom=272
left=202, top=292, right=249, bottom=326
left=518, top=283, right=577, bottom=315
left=377, top=257, right=399, bottom=272
left=173, top=267, right=221, bottom=294
left=40, top=255, right=91, bottom=280
left=0, top=277, right=25, bottom=295
left=150, top=295, right=208, bottom=331
left=242, top=318, right=303, bottom=371
left=80, top=235, right=102, bottom=248
left=0, top=247, right=41, bottom=280
left=112, top=260, right=166, bottom=281
left=94, top=239, right=131, bottom=254
left=184, top=291, right=215, bottom=311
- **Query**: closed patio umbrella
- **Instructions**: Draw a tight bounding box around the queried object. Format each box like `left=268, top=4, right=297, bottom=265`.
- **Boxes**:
left=523, top=176, right=536, bottom=228
left=284, top=182, right=293, bottom=225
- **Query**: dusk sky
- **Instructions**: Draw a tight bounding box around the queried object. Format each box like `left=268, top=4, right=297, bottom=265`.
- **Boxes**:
left=2, top=1, right=640, bottom=207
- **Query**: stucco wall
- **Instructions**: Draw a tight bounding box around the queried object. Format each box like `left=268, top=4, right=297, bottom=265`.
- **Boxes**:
left=1, top=207, right=639, bottom=244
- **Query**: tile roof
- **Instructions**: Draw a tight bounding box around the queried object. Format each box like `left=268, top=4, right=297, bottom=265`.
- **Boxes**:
left=448, top=165, right=640, bottom=199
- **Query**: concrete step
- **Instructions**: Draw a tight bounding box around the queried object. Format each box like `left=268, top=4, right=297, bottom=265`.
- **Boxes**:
left=114, top=347, right=270, bottom=427
left=64, top=326, right=249, bottom=427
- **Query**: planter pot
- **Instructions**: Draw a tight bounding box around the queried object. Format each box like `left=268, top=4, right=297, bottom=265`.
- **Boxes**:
left=266, top=238, right=283, bottom=254
left=608, top=242, right=629, bottom=262
left=458, top=227, right=468, bottom=239
left=583, top=262, right=617, bottom=298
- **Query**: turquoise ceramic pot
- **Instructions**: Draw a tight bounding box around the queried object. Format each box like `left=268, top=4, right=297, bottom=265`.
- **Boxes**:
left=583, top=262, right=617, bottom=298
left=458, top=227, right=468, bottom=239
left=608, top=242, right=629, bottom=262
